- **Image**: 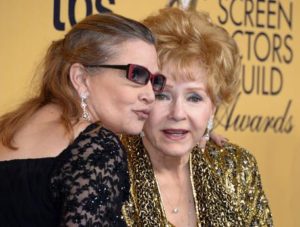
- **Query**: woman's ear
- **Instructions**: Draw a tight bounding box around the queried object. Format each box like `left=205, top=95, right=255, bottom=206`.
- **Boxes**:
left=69, top=63, right=89, bottom=95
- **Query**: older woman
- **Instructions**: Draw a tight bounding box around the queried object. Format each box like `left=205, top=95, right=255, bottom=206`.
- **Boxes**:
left=0, top=13, right=166, bottom=226
left=122, top=8, right=273, bottom=226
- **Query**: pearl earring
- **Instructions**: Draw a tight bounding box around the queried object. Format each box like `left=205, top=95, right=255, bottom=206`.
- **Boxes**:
left=203, top=116, right=214, bottom=141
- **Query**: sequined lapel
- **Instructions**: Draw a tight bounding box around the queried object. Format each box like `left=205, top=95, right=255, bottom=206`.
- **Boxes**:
left=122, top=136, right=168, bottom=226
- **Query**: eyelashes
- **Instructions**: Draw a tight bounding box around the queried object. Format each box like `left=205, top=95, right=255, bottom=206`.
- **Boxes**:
left=187, top=93, right=203, bottom=103
left=155, top=93, right=170, bottom=100
left=155, top=92, right=203, bottom=103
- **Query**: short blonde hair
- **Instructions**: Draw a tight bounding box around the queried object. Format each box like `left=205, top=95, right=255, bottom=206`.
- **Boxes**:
left=143, top=8, right=241, bottom=106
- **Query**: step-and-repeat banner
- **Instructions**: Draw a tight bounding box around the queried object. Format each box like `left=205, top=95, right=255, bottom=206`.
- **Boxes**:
left=0, top=1, right=299, bottom=226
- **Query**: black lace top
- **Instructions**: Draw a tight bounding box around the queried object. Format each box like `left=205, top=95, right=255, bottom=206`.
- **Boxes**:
left=0, top=123, right=129, bottom=227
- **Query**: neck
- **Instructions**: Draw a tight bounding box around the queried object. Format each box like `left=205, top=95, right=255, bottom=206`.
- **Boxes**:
left=153, top=154, right=197, bottom=227
left=153, top=158, right=190, bottom=189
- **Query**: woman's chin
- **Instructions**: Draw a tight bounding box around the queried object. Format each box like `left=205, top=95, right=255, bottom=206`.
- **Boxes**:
left=159, top=146, right=193, bottom=158
left=123, top=125, right=144, bottom=135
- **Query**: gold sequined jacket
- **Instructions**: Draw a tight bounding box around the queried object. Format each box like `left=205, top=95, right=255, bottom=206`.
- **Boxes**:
left=121, top=136, right=273, bottom=227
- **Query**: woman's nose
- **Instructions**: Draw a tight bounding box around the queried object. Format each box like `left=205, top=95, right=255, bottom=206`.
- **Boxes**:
left=168, top=100, right=186, bottom=121
left=139, top=82, right=155, bottom=104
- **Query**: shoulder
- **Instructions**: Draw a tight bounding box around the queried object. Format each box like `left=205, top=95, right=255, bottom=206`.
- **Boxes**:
left=198, top=140, right=261, bottom=194
left=204, top=140, right=258, bottom=173
left=51, top=124, right=129, bottom=192
left=54, top=124, right=127, bottom=173
left=71, top=124, right=125, bottom=155
left=195, top=141, right=273, bottom=225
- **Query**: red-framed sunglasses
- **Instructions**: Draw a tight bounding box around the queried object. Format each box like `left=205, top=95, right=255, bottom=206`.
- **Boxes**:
left=84, top=64, right=166, bottom=92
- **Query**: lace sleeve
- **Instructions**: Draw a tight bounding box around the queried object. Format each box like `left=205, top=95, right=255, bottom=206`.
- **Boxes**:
left=51, top=125, right=129, bottom=227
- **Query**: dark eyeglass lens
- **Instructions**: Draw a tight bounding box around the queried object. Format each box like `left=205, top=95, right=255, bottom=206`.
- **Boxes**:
left=131, top=66, right=149, bottom=84
left=152, top=75, right=165, bottom=91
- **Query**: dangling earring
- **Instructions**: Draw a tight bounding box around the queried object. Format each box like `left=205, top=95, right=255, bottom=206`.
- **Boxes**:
left=80, top=92, right=90, bottom=121
left=203, top=116, right=214, bottom=141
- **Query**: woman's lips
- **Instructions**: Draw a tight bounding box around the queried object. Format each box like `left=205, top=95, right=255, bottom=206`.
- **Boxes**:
left=162, top=129, right=189, bottom=140
left=133, top=110, right=150, bottom=120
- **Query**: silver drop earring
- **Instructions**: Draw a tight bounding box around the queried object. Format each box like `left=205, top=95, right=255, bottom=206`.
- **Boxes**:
left=80, top=92, right=91, bottom=121
left=203, top=116, right=214, bottom=141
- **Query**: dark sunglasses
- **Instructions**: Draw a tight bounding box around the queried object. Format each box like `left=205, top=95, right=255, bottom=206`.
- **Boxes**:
left=84, top=64, right=166, bottom=92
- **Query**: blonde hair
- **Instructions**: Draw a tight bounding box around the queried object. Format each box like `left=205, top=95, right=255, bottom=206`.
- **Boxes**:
left=0, top=13, right=155, bottom=149
left=143, top=8, right=241, bottom=106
